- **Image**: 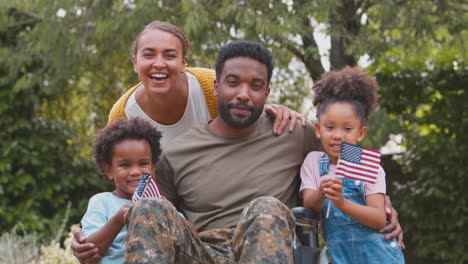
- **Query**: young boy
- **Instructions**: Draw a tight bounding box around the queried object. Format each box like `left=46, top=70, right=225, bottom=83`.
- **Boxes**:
left=81, top=117, right=162, bottom=263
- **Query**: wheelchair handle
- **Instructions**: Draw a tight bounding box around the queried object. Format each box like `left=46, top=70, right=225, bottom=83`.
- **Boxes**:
left=292, top=207, right=320, bottom=227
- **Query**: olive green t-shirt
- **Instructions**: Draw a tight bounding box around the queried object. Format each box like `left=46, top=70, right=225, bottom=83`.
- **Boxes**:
left=155, top=114, right=320, bottom=232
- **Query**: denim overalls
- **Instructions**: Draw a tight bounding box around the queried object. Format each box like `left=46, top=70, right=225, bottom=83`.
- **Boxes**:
left=319, top=154, right=405, bottom=264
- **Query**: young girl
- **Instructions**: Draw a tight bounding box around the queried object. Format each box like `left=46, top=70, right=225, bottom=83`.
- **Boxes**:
left=300, top=67, right=405, bottom=263
left=81, top=117, right=162, bottom=264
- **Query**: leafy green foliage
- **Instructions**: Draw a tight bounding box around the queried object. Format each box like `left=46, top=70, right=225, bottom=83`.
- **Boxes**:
left=0, top=2, right=107, bottom=237
left=374, top=56, right=467, bottom=263
left=368, top=2, right=467, bottom=262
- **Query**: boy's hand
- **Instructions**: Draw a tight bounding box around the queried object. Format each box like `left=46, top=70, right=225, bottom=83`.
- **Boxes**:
left=71, top=227, right=102, bottom=264
left=116, top=204, right=132, bottom=226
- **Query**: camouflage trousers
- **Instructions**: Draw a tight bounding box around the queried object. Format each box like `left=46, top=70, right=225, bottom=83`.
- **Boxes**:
left=124, top=196, right=296, bottom=264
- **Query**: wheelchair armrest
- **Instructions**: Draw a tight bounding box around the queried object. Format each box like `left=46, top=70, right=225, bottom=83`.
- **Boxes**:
left=292, top=207, right=320, bottom=228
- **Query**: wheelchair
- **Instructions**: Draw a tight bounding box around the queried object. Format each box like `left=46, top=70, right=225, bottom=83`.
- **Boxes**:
left=293, top=207, right=330, bottom=264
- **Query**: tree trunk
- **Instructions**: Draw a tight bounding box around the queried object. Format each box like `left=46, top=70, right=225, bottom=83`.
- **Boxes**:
left=329, top=0, right=362, bottom=69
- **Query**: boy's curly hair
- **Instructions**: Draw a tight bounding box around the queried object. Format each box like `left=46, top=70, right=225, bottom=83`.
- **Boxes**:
left=313, top=66, right=378, bottom=124
left=92, top=117, right=162, bottom=173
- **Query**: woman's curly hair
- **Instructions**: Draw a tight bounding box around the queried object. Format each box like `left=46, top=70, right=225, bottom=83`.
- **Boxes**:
left=313, top=66, right=378, bottom=124
left=92, top=117, right=162, bottom=173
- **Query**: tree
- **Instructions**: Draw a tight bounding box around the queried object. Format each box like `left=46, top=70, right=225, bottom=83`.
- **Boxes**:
left=369, top=2, right=467, bottom=261
left=376, top=56, right=467, bottom=264
left=0, top=2, right=106, bottom=237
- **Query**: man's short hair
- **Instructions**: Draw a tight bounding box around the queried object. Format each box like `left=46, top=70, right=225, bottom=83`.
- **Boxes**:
left=215, top=40, right=274, bottom=84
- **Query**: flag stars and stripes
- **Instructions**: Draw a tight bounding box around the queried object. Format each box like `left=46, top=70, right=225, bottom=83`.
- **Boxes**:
left=132, top=173, right=162, bottom=203
left=336, top=142, right=381, bottom=184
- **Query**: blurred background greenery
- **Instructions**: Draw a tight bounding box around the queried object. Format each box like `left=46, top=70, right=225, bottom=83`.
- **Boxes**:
left=0, top=0, right=466, bottom=263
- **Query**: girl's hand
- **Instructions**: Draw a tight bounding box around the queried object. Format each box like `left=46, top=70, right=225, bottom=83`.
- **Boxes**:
left=319, top=177, right=335, bottom=199
left=323, top=178, right=344, bottom=208
left=265, top=104, right=306, bottom=135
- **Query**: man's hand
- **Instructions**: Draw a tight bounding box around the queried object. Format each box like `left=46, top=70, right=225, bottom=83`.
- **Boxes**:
left=71, top=227, right=102, bottom=264
left=265, top=104, right=306, bottom=135
left=380, top=196, right=406, bottom=249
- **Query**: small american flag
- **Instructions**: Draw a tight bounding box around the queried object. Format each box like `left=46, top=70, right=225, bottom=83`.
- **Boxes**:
left=335, top=142, right=381, bottom=184
left=132, top=173, right=162, bottom=203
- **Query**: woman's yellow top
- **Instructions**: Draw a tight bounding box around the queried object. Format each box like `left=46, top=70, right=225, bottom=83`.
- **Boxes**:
left=107, top=67, right=217, bottom=124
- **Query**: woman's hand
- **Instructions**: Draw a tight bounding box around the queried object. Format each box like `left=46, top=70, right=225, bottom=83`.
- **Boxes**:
left=265, top=104, right=306, bottom=135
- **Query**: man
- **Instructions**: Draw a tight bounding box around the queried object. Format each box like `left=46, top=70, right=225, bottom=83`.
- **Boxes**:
left=124, top=40, right=317, bottom=263
left=73, top=41, right=404, bottom=263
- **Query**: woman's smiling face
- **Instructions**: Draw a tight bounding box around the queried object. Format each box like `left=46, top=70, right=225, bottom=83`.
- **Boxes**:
left=132, top=29, right=187, bottom=95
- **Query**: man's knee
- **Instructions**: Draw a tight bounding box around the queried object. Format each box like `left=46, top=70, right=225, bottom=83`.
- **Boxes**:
left=126, top=197, right=176, bottom=225
left=242, top=196, right=295, bottom=228
left=233, top=197, right=295, bottom=262
left=245, top=196, right=291, bottom=216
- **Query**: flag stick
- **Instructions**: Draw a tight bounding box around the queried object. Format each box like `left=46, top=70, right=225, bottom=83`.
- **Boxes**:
left=325, top=201, right=332, bottom=218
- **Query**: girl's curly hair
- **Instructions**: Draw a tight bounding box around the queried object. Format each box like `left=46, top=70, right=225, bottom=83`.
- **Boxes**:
left=92, top=117, right=162, bottom=173
left=313, top=66, right=378, bottom=124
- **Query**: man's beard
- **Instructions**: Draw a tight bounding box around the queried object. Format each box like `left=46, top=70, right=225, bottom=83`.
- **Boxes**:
left=217, top=100, right=263, bottom=129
